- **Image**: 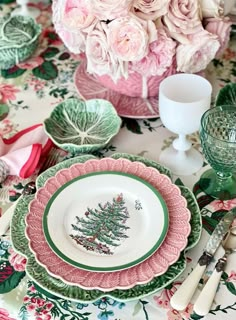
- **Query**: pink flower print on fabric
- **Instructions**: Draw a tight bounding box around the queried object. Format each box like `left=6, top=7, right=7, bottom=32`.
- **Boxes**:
left=227, top=271, right=236, bottom=282
left=210, top=198, right=236, bottom=212
left=167, top=304, right=194, bottom=320
left=0, top=308, right=16, bottom=320
left=0, top=119, right=16, bottom=137
left=8, top=247, right=27, bottom=272
left=0, top=84, right=19, bottom=104
left=154, top=288, right=172, bottom=309
left=24, top=296, right=53, bottom=320
left=154, top=282, right=194, bottom=320
left=17, top=57, right=44, bottom=70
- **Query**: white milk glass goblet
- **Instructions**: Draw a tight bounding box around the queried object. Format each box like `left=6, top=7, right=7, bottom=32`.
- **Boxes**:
left=159, top=74, right=212, bottom=176
left=11, top=0, right=40, bottom=19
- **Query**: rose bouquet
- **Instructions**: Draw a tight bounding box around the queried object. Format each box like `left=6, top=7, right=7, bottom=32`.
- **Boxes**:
left=52, top=0, right=232, bottom=99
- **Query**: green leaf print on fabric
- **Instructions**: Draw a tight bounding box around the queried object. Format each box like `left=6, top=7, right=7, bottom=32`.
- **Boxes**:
left=225, top=282, right=236, bottom=295
left=0, top=0, right=15, bottom=3
left=58, top=52, right=70, bottom=60
left=0, top=103, right=9, bottom=120
left=190, top=312, right=204, bottom=319
left=175, top=178, right=184, bottom=186
left=122, top=118, right=142, bottom=134
left=202, top=210, right=227, bottom=235
left=132, top=301, right=142, bottom=316
left=40, top=47, right=60, bottom=59
left=32, top=61, right=58, bottom=80
left=0, top=261, right=25, bottom=293
left=49, top=87, right=69, bottom=99
left=209, top=302, right=236, bottom=315
left=1, top=65, right=26, bottom=78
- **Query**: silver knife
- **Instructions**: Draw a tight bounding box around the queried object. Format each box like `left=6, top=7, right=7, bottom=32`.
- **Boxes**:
left=170, top=208, right=236, bottom=311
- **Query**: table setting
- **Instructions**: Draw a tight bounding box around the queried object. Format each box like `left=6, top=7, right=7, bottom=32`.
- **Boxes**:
left=0, top=1, right=236, bottom=320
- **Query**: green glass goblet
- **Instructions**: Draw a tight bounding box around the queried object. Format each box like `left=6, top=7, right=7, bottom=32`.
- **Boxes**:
left=199, top=105, right=236, bottom=200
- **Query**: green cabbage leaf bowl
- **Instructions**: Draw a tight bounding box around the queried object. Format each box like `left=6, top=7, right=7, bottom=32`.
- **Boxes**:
left=215, top=82, right=236, bottom=107
left=0, top=15, right=41, bottom=70
left=44, top=98, right=122, bottom=155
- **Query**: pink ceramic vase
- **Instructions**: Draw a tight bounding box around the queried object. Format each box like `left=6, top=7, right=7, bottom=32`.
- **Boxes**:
left=94, top=59, right=177, bottom=98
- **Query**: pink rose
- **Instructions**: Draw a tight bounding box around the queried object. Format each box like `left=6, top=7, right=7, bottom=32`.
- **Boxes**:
left=86, top=22, right=128, bottom=81
left=163, top=0, right=202, bottom=44
left=133, top=0, right=170, bottom=20
left=57, top=28, right=86, bottom=54
left=130, top=28, right=176, bottom=76
left=52, top=0, right=90, bottom=53
left=0, top=308, right=16, bottom=320
left=62, top=0, right=97, bottom=32
left=0, top=84, right=19, bottom=103
left=204, top=17, right=232, bottom=58
left=176, top=30, right=220, bottom=73
left=8, top=247, right=27, bottom=272
left=107, top=15, right=149, bottom=62
left=200, top=0, right=227, bottom=18
left=88, top=0, right=133, bottom=20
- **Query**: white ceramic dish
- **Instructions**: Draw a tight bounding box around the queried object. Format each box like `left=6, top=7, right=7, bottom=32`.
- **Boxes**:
left=43, top=171, right=168, bottom=272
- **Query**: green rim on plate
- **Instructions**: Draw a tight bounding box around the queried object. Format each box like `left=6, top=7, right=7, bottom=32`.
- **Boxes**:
left=42, top=171, right=169, bottom=272
left=11, top=153, right=202, bottom=302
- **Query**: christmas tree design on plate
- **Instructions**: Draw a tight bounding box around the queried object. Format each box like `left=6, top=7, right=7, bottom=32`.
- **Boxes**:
left=70, top=193, right=130, bottom=255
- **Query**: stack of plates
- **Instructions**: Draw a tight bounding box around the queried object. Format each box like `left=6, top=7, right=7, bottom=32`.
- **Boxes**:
left=11, top=153, right=202, bottom=302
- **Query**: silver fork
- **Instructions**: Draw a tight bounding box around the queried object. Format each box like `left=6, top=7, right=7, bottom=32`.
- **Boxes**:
left=0, top=147, right=61, bottom=236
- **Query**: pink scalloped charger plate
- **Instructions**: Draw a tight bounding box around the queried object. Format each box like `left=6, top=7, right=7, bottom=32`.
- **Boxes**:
left=25, top=158, right=191, bottom=291
left=74, top=60, right=159, bottom=119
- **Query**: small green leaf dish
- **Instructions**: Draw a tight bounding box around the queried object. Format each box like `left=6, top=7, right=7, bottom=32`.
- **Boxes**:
left=215, top=82, right=236, bottom=106
left=44, top=98, right=122, bottom=154
left=0, top=15, right=41, bottom=70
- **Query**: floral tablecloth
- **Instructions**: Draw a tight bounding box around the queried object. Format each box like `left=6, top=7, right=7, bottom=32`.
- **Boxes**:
left=0, top=2, right=236, bottom=320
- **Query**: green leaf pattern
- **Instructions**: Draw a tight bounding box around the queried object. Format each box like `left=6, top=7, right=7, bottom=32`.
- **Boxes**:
left=0, top=15, right=41, bottom=69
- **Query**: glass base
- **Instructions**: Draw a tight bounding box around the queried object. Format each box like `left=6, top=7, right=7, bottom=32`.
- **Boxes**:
left=11, top=6, right=40, bottom=19
left=159, top=146, right=203, bottom=176
left=199, top=169, right=236, bottom=200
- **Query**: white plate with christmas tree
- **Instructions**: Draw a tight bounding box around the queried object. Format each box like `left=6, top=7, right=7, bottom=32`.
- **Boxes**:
left=25, top=157, right=191, bottom=290
left=40, top=171, right=168, bottom=272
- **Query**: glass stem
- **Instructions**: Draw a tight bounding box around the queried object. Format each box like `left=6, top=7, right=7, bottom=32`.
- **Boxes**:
left=173, top=134, right=191, bottom=152
left=215, top=171, right=233, bottom=190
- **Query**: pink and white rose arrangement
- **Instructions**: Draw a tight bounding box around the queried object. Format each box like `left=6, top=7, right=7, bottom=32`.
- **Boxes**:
left=52, top=0, right=232, bottom=98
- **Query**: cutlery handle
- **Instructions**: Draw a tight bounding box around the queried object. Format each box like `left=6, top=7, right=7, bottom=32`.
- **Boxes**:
left=193, top=269, right=222, bottom=316
left=170, top=262, right=207, bottom=311
left=0, top=199, right=19, bottom=235
left=194, top=256, right=227, bottom=316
